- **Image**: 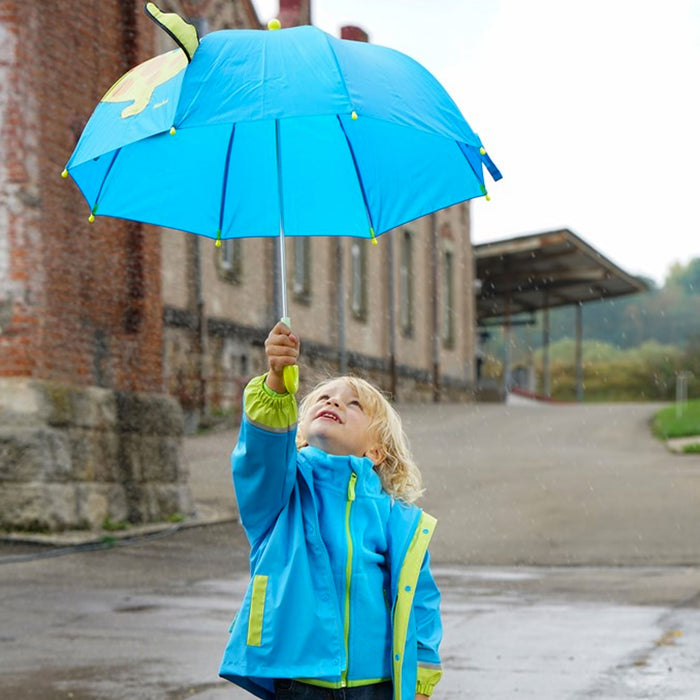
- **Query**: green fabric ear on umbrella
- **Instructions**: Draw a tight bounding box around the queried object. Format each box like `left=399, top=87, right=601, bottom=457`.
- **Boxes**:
left=145, top=2, right=200, bottom=62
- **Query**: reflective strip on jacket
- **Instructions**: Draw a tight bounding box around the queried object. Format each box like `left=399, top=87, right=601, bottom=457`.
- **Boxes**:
left=219, top=375, right=443, bottom=699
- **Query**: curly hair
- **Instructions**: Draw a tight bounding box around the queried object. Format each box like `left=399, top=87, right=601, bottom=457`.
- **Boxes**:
left=296, top=376, right=424, bottom=503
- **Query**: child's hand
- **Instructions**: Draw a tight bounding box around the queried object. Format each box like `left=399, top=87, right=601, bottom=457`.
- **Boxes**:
left=264, top=322, right=300, bottom=394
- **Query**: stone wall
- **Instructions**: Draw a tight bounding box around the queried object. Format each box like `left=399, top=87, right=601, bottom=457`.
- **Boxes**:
left=0, top=1, right=195, bottom=532
left=0, top=378, right=191, bottom=532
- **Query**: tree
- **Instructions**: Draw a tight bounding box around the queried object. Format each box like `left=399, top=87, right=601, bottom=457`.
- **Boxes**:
left=665, top=258, right=700, bottom=295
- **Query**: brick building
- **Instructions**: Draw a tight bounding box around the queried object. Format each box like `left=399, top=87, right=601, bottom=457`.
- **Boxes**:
left=0, top=0, right=477, bottom=532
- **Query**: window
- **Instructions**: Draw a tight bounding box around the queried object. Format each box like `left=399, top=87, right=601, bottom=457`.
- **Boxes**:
left=350, top=240, right=368, bottom=320
left=293, top=238, right=311, bottom=303
left=400, top=230, right=414, bottom=337
left=442, top=248, right=455, bottom=348
left=217, top=238, right=242, bottom=283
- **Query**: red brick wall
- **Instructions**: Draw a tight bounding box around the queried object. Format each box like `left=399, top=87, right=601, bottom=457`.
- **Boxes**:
left=0, top=1, right=163, bottom=392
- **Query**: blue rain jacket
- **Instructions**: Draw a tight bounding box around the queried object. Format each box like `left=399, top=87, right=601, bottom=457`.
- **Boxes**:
left=219, top=375, right=442, bottom=699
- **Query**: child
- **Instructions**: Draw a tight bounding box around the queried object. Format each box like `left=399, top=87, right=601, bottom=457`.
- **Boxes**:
left=220, top=322, right=443, bottom=700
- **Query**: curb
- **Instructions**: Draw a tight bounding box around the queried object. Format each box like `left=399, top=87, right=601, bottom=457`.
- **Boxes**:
left=666, top=436, right=700, bottom=454
left=0, top=505, right=237, bottom=550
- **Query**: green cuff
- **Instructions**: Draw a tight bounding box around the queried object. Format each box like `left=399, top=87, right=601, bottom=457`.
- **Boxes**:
left=416, top=665, right=443, bottom=696
left=261, top=376, right=288, bottom=398
left=244, top=374, right=297, bottom=431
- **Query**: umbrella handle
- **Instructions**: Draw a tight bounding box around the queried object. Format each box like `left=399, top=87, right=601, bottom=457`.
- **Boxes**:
left=280, top=316, right=299, bottom=395
left=283, top=365, right=299, bottom=395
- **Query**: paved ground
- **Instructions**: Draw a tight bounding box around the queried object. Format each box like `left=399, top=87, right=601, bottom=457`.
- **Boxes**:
left=2, top=399, right=700, bottom=698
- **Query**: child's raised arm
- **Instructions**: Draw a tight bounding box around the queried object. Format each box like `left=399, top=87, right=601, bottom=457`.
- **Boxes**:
left=231, top=322, right=301, bottom=546
left=264, top=321, right=300, bottom=394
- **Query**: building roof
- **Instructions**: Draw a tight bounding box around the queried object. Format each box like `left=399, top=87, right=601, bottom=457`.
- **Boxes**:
left=474, top=229, right=648, bottom=323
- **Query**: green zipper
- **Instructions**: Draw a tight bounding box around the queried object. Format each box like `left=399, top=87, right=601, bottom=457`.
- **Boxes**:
left=341, top=471, right=357, bottom=687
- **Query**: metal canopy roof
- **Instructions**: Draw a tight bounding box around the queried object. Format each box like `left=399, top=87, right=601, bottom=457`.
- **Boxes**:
left=474, top=229, right=648, bottom=323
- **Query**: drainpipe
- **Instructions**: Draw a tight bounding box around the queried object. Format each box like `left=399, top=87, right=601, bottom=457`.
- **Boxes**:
left=387, top=233, right=397, bottom=398
left=431, top=214, right=440, bottom=402
left=337, top=240, right=347, bottom=374
left=191, top=238, right=207, bottom=415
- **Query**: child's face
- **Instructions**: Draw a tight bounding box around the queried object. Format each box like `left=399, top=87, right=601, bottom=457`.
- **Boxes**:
left=299, top=379, right=382, bottom=462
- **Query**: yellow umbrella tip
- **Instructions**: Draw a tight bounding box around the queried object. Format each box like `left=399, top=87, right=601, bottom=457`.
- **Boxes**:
left=61, top=168, right=68, bottom=178
left=268, top=18, right=281, bottom=30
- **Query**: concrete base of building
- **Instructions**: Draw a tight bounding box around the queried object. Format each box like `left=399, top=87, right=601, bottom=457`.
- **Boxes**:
left=0, top=378, right=193, bottom=533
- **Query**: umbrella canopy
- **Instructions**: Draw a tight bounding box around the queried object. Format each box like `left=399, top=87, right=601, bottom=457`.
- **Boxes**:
left=64, top=9, right=501, bottom=245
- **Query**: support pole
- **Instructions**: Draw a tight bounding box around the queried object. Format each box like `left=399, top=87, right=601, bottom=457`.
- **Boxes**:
left=542, top=299, right=551, bottom=398
left=503, top=265, right=512, bottom=394
left=575, top=303, right=584, bottom=402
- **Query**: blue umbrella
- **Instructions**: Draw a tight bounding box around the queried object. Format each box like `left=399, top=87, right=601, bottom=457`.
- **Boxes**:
left=63, top=3, right=501, bottom=391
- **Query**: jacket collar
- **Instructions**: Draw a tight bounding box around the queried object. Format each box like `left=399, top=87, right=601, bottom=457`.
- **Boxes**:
left=299, top=446, right=383, bottom=496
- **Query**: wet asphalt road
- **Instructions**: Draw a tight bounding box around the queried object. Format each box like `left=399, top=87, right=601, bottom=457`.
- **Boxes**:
left=2, top=400, right=700, bottom=699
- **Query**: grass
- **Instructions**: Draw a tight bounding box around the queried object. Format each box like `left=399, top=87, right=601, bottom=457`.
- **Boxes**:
left=652, top=399, right=700, bottom=439
left=102, top=517, right=130, bottom=532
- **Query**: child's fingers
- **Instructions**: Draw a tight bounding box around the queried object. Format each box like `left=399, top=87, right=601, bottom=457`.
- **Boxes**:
left=265, top=323, right=300, bottom=371
left=265, top=323, right=300, bottom=351
left=266, top=343, right=299, bottom=362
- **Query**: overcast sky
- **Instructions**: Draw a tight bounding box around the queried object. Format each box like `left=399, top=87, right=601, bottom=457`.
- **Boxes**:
left=252, top=0, right=700, bottom=285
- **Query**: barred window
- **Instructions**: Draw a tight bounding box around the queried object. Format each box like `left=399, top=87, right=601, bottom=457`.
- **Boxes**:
left=293, top=238, right=311, bottom=303
left=442, top=248, right=455, bottom=348
left=217, top=239, right=242, bottom=283
left=350, top=240, right=368, bottom=320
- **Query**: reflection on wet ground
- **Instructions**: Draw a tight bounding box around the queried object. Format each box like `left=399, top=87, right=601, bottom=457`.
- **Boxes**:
left=2, top=526, right=700, bottom=699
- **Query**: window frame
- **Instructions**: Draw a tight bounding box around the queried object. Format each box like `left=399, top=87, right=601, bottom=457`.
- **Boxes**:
left=293, top=237, right=312, bottom=304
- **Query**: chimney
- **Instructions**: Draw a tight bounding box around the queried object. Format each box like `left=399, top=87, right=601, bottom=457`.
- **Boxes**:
left=340, top=25, right=369, bottom=43
left=278, top=0, right=311, bottom=28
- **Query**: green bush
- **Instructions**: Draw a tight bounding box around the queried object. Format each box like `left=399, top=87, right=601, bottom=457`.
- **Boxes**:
left=528, top=340, right=684, bottom=401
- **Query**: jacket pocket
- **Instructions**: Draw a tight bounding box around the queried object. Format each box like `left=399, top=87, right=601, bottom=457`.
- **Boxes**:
left=246, top=574, right=268, bottom=646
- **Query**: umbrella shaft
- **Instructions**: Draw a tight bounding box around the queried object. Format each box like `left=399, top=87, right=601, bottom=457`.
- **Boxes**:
left=279, top=224, right=288, bottom=320
left=274, top=119, right=288, bottom=321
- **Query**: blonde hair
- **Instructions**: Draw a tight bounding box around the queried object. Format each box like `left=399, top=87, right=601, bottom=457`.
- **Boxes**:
left=297, top=376, right=424, bottom=503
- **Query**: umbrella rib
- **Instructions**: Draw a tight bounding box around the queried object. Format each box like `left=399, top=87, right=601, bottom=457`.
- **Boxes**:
left=217, top=124, right=237, bottom=241
left=92, top=148, right=122, bottom=215
left=335, top=116, right=376, bottom=239
left=457, top=142, right=489, bottom=197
